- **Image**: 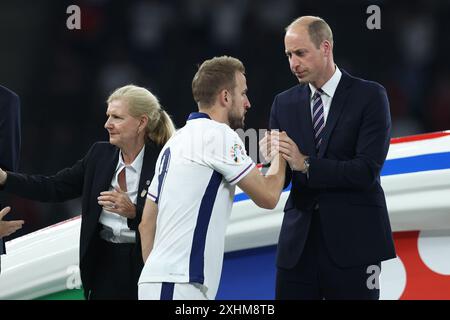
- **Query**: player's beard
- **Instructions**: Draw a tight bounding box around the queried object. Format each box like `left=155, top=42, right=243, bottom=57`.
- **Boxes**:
left=228, top=105, right=245, bottom=130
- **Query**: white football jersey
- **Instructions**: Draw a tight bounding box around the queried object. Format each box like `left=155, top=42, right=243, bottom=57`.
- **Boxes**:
left=138, top=112, right=255, bottom=299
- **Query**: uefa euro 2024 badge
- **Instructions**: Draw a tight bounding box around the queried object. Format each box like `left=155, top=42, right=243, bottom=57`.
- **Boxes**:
left=230, top=143, right=246, bottom=163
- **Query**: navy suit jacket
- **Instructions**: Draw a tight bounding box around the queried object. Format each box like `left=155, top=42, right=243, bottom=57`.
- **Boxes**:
left=270, top=70, right=396, bottom=268
left=2, top=141, right=161, bottom=297
left=0, top=85, right=21, bottom=256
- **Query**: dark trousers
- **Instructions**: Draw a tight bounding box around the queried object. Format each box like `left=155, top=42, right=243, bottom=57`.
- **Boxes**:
left=276, top=210, right=380, bottom=300
left=89, top=238, right=141, bottom=300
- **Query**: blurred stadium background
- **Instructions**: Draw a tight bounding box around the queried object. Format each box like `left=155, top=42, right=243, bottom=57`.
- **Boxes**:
left=0, top=0, right=449, bottom=240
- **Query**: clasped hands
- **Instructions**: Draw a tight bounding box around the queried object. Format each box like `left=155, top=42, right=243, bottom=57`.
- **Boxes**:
left=259, top=130, right=308, bottom=172
left=0, top=169, right=24, bottom=238
left=97, top=186, right=136, bottom=219
left=0, top=207, right=24, bottom=238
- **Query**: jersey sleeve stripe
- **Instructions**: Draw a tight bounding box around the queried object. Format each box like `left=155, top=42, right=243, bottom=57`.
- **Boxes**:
left=147, top=192, right=157, bottom=201
left=229, top=163, right=254, bottom=184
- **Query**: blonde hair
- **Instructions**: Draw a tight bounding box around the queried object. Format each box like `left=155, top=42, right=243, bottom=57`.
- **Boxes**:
left=107, top=85, right=176, bottom=146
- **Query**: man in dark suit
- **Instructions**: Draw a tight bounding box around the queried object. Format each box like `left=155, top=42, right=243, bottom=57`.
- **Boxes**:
left=267, top=16, right=396, bottom=299
left=0, top=85, right=22, bottom=273
left=0, top=85, right=176, bottom=299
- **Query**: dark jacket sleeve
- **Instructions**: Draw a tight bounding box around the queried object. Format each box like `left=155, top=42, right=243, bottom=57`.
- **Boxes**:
left=0, top=86, right=21, bottom=172
left=308, top=84, right=391, bottom=189
left=1, top=145, right=95, bottom=202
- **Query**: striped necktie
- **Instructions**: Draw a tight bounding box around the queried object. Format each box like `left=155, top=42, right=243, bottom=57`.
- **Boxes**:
left=312, top=88, right=325, bottom=153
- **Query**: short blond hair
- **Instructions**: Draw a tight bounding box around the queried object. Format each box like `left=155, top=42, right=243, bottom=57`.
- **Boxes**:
left=107, top=85, right=175, bottom=146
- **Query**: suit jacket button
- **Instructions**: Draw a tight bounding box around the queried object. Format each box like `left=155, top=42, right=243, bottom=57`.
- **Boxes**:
left=141, top=189, right=147, bottom=198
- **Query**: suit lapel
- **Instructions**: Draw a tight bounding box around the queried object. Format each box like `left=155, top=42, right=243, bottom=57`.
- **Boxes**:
left=91, top=146, right=119, bottom=222
left=137, top=142, right=160, bottom=207
left=318, top=71, right=353, bottom=158
left=295, top=85, right=316, bottom=157
left=126, top=141, right=162, bottom=230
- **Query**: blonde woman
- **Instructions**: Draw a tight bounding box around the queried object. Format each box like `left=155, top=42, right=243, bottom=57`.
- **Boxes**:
left=0, top=85, right=175, bottom=299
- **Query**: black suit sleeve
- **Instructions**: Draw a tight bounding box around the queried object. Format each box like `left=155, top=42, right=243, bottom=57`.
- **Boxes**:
left=308, top=85, right=391, bottom=189
left=0, top=86, right=21, bottom=172
left=269, top=95, right=292, bottom=189
left=2, top=145, right=94, bottom=202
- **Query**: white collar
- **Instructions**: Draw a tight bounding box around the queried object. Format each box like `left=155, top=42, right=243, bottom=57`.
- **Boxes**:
left=309, top=65, right=342, bottom=99
left=117, top=144, right=145, bottom=173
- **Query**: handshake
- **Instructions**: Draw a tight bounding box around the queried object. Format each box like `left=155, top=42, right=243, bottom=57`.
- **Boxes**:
left=259, top=130, right=309, bottom=173
left=0, top=207, right=24, bottom=238
left=0, top=169, right=24, bottom=238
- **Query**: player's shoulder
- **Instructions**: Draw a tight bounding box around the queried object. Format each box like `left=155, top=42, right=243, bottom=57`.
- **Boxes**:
left=191, top=118, right=237, bottom=138
left=210, top=121, right=241, bottom=143
left=197, top=120, right=242, bottom=155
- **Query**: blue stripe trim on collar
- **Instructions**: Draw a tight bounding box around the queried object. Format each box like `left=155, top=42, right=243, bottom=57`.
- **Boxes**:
left=187, top=112, right=211, bottom=121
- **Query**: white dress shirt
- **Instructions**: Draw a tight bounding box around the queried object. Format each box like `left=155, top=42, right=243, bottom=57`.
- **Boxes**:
left=99, top=145, right=145, bottom=243
left=309, top=65, right=342, bottom=124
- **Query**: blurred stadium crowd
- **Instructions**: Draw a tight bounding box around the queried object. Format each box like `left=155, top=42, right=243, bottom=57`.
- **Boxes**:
left=0, top=0, right=449, bottom=238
